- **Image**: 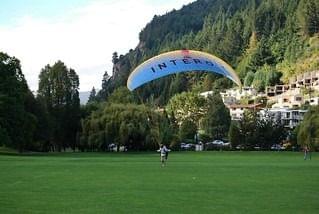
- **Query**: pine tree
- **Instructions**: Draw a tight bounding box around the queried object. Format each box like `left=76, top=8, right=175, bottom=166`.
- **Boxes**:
left=0, top=52, right=34, bottom=152
left=88, top=87, right=96, bottom=103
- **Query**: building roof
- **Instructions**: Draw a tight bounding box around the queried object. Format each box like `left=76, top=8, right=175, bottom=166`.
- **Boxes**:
left=226, top=103, right=263, bottom=109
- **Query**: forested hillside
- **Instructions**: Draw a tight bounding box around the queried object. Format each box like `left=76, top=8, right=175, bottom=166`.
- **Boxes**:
left=97, top=0, right=319, bottom=105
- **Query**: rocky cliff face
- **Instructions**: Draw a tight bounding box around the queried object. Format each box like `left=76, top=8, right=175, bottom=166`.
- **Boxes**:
left=111, top=42, right=145, bottom=84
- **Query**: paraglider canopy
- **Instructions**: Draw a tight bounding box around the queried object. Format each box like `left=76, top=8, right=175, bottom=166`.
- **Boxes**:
left=127, top=50, right=241, bottom=91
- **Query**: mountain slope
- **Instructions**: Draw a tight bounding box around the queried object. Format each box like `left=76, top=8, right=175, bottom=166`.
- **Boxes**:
left=99, top=0, right=319, bottom=105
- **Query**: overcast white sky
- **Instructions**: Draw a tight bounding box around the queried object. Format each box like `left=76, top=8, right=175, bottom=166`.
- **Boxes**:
left=0, top=0, right=195, bottom=92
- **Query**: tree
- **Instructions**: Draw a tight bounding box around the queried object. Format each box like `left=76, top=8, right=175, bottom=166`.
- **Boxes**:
left=238, top=110, right=258, bottom=148
left=256, top=117, right=286, bottom=149
left=168, top=74, right=188, bottom=98
left=65, top=68, right=81, bottom=150
left=102, top=71, right=110, bottom=90
left=80, top=103, right=172, bottom=151
left=158, top=110, right=176, bottom=147
left=88, top=87, right=97, bottom=103
left=235, top=109, right=287, bottom=149
left=201, top=93, right=231, bottom=140
left=0, top=52, right=32, bottom=152
left=107, top=86, right=136, bottom=104
left=202, top=74, right=216, bottom=91
left=297, top=106, right=319, bottom=150
left=32, top=96, right=52, bottom=151
left=179, top=119, right=197, bottom=142
left=252, top=68, right=267, bottom=92
left=112, top=52, right=119, bottom=64
left=23, top=90, right=50, bottom=151
left=244, top=71, right=255, bottom=86
left=221, top=14, right=244, bottom=64
left=212, top=78, right=233, bottom=91
left=166, top=91, right=207, bottom=125
left=265, top=68, right=282, bottom=86
left=38, top=61, right=80, bottom=151
left=255, top=1, right=286, bottom=38
left=290, top=125, right=299, bottom=149
left=251, top=64, right=282, bottom=91
left=298, top=0, right=319, bottom=36
left=257, top=39, right=276, bottom=65
left=228, top=121, right=241, bottom=148
left=236, top=31, right=258, bottom=79
left=96, top=71, right=111, bottom=101
left=0, top=125, right=11, bottom=146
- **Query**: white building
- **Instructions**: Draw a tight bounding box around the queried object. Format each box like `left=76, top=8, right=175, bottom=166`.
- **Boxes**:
left=269, top=87, right=319, bottom=109
left=200, top=91, right=214, bottom=98
left=290, top=70, right=319, bottom=89
left=305, top=97, right=319, bottom=106
left=227, top=103, right=262, bottom=121
left=220, top=87, right=258, bottom=105
left=201, top=88, right=263, bottom=120
left=270, top=88, right=304, bottom=109
left=267, top=70, right=319, bottom=96
left=259, top=108, right=307, bottom=129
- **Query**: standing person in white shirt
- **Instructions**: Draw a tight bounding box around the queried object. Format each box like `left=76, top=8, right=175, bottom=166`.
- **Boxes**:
left=158, top=144, right=170, bottom=167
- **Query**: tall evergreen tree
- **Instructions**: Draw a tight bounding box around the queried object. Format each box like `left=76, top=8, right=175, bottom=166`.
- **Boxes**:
left=88, top=87, right=97, bottom=103
left=298, top=0, right=319, bottom=36
left=38, top=61, right=80, bottom=151
left=112, top=52, right=119, bottom=65
left=0, top=52, right=34, bottom=152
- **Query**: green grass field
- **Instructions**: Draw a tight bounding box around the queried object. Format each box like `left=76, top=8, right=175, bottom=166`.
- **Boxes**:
left=0, top=152, right=318, bottom=214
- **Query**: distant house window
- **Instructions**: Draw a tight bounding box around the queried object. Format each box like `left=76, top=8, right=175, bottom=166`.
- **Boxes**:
left=295, top=97, right=302, bottom=101
left=283, top=98, right=289, bottom=102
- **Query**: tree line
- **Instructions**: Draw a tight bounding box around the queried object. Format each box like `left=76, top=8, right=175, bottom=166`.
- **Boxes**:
left=0, top=53, right=80, bottom=152
left=1, top=51, right=318, bottom=152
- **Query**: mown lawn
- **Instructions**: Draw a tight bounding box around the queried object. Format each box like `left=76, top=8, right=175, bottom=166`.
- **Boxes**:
left=0, top=151, right=318, bottom=214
